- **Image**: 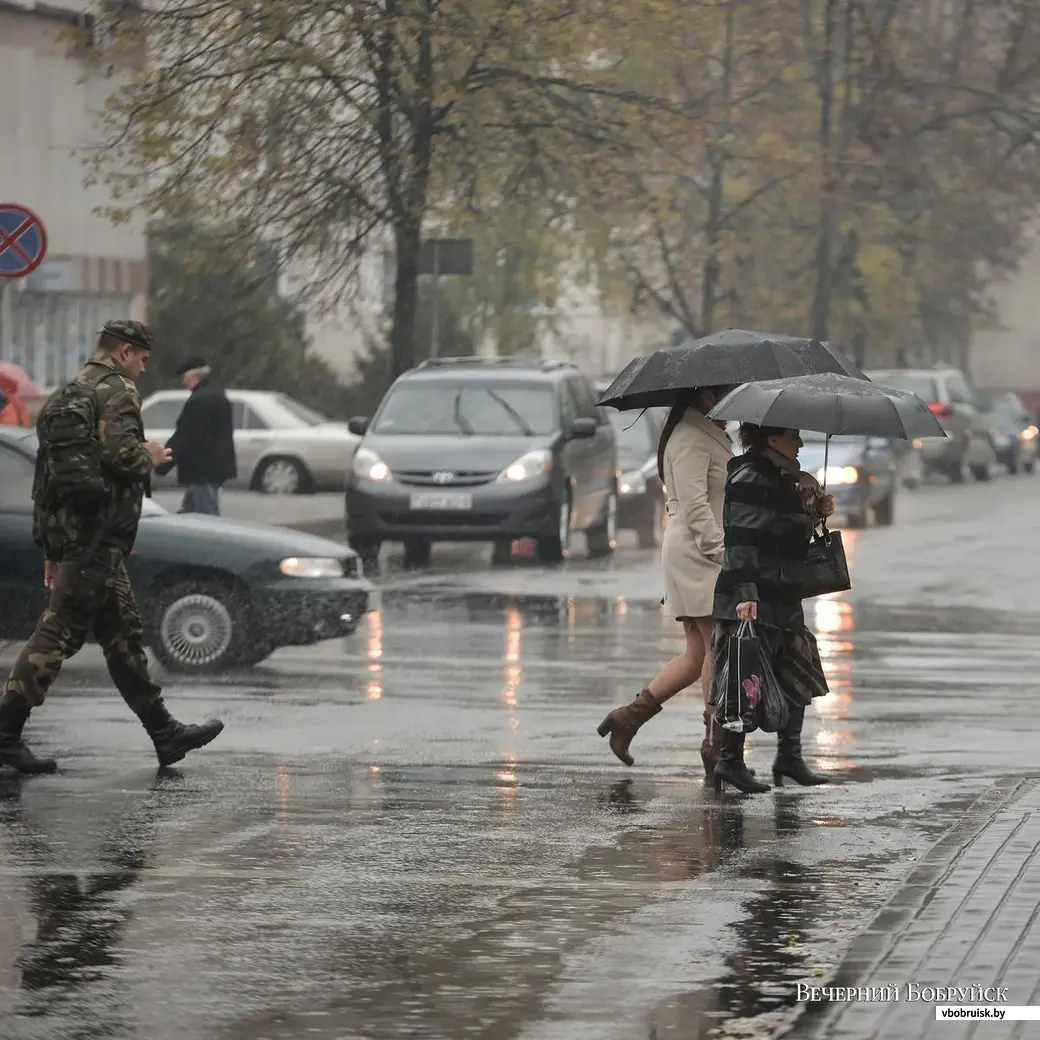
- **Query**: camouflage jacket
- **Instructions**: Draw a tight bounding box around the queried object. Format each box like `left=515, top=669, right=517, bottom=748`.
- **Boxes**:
left=33, top=350, right=154, bottom=560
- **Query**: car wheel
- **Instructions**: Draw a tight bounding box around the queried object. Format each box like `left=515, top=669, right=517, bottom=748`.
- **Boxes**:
left=586, top=490, right=618, bottom=557
left=152, top=580, right=254, bottom=673
left=971, top=460, right=995, bottom=482
left=402, top=538, right=432, bottom=569
left=350, top=537, right=381, bottom=572
left=537, top=496, right=571, bottom=565
left=256, top=456, right=311, bottom=495
left=637, top=496, right=663, bottom=549
left=1025, top=458, right=1036, bottom=475
left=874, top=492, right=895, bottom=527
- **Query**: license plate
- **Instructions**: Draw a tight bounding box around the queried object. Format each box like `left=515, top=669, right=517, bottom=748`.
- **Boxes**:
left=409, top=492, right=473, bottom=510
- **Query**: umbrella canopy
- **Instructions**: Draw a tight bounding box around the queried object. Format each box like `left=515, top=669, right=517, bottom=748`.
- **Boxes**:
left=706, top=372, right=947, bottom=440
left=596, top=329, right=867, bottom=411
left=0, top=362, right=40, bottom=397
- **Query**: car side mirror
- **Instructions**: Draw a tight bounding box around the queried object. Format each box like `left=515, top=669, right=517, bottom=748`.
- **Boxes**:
left=348, top=417, right=368, bottom=436
left=568, top=417, right=597, bottom=440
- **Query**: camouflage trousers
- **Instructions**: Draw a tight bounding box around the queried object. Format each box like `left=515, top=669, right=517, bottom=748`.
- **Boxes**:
left=1, top=547, right=162, bottom=714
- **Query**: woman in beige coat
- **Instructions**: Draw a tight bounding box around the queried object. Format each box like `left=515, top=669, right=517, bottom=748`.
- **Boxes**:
left=597, top=386, right=735, bottom=776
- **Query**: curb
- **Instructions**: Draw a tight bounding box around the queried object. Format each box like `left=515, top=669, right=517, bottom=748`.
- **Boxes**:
left=783, top=775, right=1033, bottom=1039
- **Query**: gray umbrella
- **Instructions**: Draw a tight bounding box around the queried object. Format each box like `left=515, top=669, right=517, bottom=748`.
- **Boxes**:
left=707, top=372, right=946, bottom=484
left=597, top=329, right=867, bottom=412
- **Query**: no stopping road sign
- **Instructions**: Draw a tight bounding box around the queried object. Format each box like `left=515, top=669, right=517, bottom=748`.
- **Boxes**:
left=0, top=204, right=48, bottom=279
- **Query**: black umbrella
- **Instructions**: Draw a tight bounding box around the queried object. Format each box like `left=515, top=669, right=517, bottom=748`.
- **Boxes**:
left=706, top=372, right=946, bottom=484
left=596, top=329, right=867, bottom=411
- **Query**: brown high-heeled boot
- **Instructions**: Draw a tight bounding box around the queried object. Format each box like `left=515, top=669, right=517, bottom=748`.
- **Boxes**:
left=597, top=689, right=662, bottom=766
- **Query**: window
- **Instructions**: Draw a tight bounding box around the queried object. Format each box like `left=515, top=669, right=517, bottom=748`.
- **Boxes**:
left=608, top=411, right=654, bottom=469
left=372, top=382, right=558, bottom=436
left=873, top=373, right=939, bottom=403
left=231, top=401, right=247, bottom=430
left=567, top=377, right=598, bottom=420
left=557, top=383, right=579, bottom=428
left=241, top=405, right=269, bottom=430
left=0, top=443, right=35, bottom=507
left=945, top=372, right=973, bottom=405
left=142, top=398, right=185, bottom=431
left=278, top=396, right=327, bottom=426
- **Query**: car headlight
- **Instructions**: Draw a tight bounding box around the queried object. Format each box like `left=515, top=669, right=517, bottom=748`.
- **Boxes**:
left=619, top=470, right=647, bottom=496
left=1021, top=426, right=1038, bottom=441
left=816, top=465, right=860, bottom=486
left=279, top=557, right=344, bottom=578
left=353, top=447, right=392, bottom=482
left=496, top=449, right=552, bottom=483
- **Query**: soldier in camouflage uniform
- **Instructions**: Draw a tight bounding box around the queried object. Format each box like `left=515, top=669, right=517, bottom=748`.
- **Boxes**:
left=0, top=319, right=224, bottom=774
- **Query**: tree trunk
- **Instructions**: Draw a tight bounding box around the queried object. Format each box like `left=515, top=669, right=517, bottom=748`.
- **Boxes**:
left=810, top=0, right=838, bottom=341
left=701, top=2, right=735, bottom=335
left=390, top=220, right=423, bottom=378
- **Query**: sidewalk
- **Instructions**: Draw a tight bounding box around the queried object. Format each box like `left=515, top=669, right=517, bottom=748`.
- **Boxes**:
left=789, top=776, right=1040, bottom=1039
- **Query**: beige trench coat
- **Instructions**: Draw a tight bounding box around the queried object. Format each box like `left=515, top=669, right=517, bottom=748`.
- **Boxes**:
left=660, top=409, right=733, bottom=620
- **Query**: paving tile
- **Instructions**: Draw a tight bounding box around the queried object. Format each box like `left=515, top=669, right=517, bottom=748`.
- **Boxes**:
left=788, top=777, right=1040, bottom=1039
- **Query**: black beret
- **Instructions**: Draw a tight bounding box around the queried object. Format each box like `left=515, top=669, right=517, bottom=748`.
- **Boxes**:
left=175, top=357, right=209, bottom=375
left=101, top=319, right=155, bottom=350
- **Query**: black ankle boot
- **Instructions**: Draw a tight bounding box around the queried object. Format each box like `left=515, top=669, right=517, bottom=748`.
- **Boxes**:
left=0, top=701, right=57, bottom=775
left=713, top=729, right=770, bottom=793
left=773, top=703, right=828, bottom=787
left=139, top=699, right=225, bottom=769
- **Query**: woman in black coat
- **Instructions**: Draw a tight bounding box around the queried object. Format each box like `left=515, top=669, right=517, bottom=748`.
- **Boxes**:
left=710, top=423, right=834, bottom=794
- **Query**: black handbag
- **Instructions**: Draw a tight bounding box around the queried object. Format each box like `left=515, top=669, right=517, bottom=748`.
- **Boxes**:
left=801, top=521, right=851, bottom=599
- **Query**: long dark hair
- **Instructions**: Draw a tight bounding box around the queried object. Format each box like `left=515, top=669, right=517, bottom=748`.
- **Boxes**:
left=658, top=388, right=727, bottom=482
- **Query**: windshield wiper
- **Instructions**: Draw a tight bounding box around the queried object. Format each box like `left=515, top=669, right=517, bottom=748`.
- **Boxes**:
left=486, top=389, right=534, bottom=436
left=452, top=391, right=475, bottom=435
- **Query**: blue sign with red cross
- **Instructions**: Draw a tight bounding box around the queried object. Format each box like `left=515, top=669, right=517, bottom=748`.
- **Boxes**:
left=0, top=203, right=48, bottom=279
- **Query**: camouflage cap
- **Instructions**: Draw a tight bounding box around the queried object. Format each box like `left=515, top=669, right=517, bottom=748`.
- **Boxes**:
left=100, top=319, right=155, bottom=351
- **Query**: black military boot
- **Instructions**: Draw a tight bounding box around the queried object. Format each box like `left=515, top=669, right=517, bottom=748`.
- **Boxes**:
left=138, top=699, right=224, bottom=769
left=712, top=729, right=770, bottom=794
left=773, top=703, right=828, bottom=787
left=0, top=701, right=57, bottom=775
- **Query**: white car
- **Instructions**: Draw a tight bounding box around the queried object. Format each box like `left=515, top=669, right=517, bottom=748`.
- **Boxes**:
left=141, top=389, right=360, bottom=494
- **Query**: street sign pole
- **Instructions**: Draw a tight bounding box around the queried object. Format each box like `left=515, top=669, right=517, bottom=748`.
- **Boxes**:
left=430, top=240, right=441, bottom=360
left=417, top=237, right=473, bottom=361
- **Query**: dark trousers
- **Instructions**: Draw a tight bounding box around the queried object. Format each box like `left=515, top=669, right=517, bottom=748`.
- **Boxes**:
left=179, top=484, right=220, bottom=515
left=2, top=547, right=162, bottom=714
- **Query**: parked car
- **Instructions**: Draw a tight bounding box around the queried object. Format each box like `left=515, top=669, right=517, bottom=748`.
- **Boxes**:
left=141, top=389, right=360, bottom=495
left=796, top=430, right=900, bottom=528
left=978, top=390, right=1038, bottom=475
left=0, top=428, right=371, bottom=674
left=345, top=357, right=619, bottom=568
left=594, top=382, right=667, bottom=548
left=866, top=367, right=998, bottom=483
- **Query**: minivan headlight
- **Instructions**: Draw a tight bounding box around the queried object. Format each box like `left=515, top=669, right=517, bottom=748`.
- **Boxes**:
left=280, top=557, right=344, bottom=578
left=496, top=449, right=552, bottom=483
left=354, top=447, right=392, bottom=482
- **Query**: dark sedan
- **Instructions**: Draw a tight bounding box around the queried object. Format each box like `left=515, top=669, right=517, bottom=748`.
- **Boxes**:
left=795, top=431, right=899, bottom=528
left=0, top=428, right=372, bottom=674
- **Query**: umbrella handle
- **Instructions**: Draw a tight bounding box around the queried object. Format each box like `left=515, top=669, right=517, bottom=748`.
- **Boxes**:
left=823, top=434, right=829, bottom=489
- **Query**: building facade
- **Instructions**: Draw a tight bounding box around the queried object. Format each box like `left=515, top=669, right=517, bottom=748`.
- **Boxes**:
left=0, top=0, right=146, bottom=389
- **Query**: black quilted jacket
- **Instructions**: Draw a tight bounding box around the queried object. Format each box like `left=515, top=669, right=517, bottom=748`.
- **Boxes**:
left=712, top=450, right=814, bottom=629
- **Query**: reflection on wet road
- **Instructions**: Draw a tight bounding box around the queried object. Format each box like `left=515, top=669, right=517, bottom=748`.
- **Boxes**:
left=2, top=476, right=1039, bottom=1038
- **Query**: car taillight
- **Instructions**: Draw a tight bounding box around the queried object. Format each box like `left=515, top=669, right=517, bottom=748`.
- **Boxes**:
left=927, top=402, right=953, bottom=418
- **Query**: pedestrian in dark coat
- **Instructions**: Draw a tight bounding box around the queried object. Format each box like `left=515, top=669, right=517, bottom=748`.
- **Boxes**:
left=157, top=357, right=237, bottom=515
left=709, top=423, right=835, bottom=794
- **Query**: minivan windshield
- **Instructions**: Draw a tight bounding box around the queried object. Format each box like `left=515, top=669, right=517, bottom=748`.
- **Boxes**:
left=372, top=382, right=557, bottom=436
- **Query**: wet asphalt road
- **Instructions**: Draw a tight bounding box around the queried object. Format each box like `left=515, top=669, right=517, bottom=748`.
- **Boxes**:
left=2, top=474, right=1039, bottom=1039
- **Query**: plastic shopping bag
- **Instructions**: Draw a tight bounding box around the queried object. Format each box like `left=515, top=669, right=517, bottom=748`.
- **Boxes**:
left=714, top=620, right=789, bottom=734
